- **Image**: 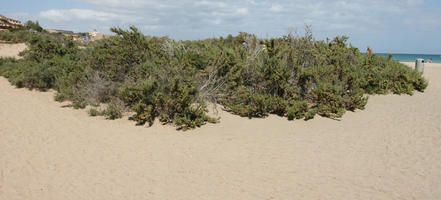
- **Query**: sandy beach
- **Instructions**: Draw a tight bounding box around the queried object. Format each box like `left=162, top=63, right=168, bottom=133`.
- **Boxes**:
left=1, top=45, right=441, bottom=199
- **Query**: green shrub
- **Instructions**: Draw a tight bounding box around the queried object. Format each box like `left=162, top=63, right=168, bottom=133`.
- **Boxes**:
left=287, top=101, right=308, bottom=120
left=73, top=101, right=87, bottom=109
left=88, top=108, right=104, bottom=116
left=304, top=109, right=317, bottom=120
left=0, top=30, right=31, bottom=43
left=312, top=85, right=346, bottom=118
left=120, top=77, right=217, bottom=129
left=103, top=100, right=123, bottom=120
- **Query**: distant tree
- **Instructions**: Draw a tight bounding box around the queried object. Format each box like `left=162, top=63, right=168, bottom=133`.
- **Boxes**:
left=24, top=20, right=43, bottom=32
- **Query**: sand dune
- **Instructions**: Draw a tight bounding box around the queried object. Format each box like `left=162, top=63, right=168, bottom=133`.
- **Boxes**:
left=1, top=53, right=441, bottom=199
left=0, top=42, right=26, bottom=59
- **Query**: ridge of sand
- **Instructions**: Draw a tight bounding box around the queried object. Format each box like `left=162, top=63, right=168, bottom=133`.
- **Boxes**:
left=0, top=42, right=27, bottom=59
left=1, top=45, right=441, bottom=199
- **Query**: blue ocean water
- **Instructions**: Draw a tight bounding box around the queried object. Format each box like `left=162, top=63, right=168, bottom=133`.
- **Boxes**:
left=376, top=53, right=441, bottom=63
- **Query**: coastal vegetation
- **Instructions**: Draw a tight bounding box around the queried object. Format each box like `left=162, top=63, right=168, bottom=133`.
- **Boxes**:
left=0, top=20, right=44, bottom=43
left=0, top=26, right=428, bottom=130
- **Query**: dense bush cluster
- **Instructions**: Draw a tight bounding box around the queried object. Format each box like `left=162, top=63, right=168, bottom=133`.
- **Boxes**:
left=0, top=26, right=428, bottom=130
left=0, top=29, right=31, bottom=43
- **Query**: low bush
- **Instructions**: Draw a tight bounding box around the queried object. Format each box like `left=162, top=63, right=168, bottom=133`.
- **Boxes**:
left=103, top=100, right=123, bottom=120
left=88, top=108, right=104, bottom=117
left=287, top=101, right=308, bottom=120
left=0, top=30, right=31, bottom=43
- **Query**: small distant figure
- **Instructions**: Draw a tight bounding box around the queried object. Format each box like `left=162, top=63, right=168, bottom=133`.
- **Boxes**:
left=242, top=42, right=248, bottom=49
left=259, top=41, right=267, bottom=51
left=428, top=58, right=432, bottom=63
left=367, top=46, right=372, bottom=56
left=387, top=54, right=393, bottom=61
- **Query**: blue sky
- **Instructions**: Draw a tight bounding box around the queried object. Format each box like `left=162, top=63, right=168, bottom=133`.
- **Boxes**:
left=1, top=0, right=441, bottom=54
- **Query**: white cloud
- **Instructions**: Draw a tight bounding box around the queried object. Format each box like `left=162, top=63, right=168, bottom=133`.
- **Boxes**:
left=39, top=9, right=137, bottom=23
left=235, top=8, right=249, bottom=15
left=195, top=1, right=228, bottom=8
left=212, top=18, right=222, bottom=25
left=32, top=0, right=440, bottom=43
left=270, top=4, right=283, bottom=12
left=142, top=25, right=163, bottom=31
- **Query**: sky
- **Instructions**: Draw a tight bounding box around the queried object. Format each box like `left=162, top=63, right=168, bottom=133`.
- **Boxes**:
left=1, top=0, right=441, bottom=54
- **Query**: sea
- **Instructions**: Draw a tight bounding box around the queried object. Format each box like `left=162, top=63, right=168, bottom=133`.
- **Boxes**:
left=376, top=53, right=441, bottom=63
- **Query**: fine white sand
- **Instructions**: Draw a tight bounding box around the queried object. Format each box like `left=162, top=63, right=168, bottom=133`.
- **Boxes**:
left=1, top=45, right=441, bottom=199
left=0, top=42, right=26, bottom=58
